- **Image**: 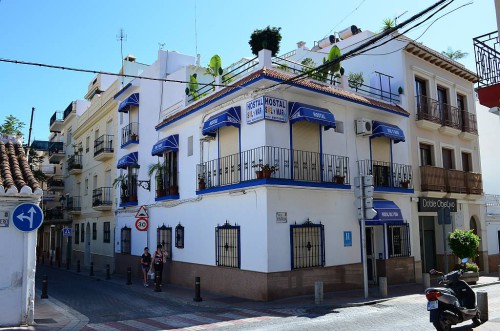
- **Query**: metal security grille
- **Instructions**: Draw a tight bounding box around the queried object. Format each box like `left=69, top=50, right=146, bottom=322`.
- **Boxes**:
left=215, top=222, right=240, bottom=268
left=121, top=226, right=131, bottom=254
left=387, top=224, right=411, bottom=258
left=157, top=225, right=172, bottom=260
left=290, top=220, right=325, bottom=269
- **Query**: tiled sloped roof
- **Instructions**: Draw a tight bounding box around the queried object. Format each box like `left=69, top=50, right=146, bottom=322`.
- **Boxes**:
left=156, top=67, right=408, bottom=129
left=0, top=140, right=42, bottom=195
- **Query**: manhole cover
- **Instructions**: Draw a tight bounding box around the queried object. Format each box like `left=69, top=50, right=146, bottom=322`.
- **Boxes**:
left=35, top=318, right=57, bottom=324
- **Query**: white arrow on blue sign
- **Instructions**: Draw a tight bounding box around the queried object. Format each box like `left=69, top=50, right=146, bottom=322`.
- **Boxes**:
left=11, top=203, right=44, bottom=232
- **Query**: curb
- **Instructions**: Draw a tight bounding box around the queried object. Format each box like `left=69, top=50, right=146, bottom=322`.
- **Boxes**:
left=34, top=289, right=89, bottom=330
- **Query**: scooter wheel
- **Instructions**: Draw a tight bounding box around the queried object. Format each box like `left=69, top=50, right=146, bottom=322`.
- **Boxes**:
left=433, top=320, right=451, bottom=331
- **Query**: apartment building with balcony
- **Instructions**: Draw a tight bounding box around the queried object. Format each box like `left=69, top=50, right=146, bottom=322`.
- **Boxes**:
left=66, top=57, right=148, bottom=271
left=326, top=28, right=485, bottom=274
left=113, top=41, right=416, bottom=300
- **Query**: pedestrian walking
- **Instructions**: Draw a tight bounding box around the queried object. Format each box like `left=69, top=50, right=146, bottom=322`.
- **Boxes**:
left=153, top=244, right=164, bottom=286
left=141, top=247, right=152, bottom=287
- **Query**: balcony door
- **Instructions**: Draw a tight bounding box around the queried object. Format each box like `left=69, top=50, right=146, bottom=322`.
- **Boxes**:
left=437, top=86, right=448, bottom=121
left=420, top=143, right=433, bottom=166
left=370, top=137, right=391, bottom=187
left=461, top=152, right=472, bottom=172
left=292, top=121, right=320, bottom=181
left=442, top=148, right=454, bottom=170
left=218, top=126, right=240, bottom=185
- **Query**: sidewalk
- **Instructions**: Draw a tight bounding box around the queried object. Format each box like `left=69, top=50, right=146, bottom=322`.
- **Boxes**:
left=18, top=268, right=500, bottom=330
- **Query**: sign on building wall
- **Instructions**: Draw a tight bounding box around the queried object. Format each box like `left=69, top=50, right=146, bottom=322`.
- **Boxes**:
left=0, top=210, right=9, bottom=227
left=344, top=231, right=352, bottom=247
left=276, top=212, right=287, bottom=223
left=418, top=197, right=457, bottom=212
left=246, top=96, right=287, bottom=124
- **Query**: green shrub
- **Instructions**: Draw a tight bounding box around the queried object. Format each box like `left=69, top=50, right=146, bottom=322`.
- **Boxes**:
left=465, top=262, right=479, bottom=272
left=448, top=229, right=480, bottom=259
left=249, top=26, right=282, bottom=56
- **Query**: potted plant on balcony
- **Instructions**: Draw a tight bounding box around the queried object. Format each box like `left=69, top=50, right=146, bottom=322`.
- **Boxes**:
left=448, top=229, right=480, bottom=284
left=113, top=174, right=128, bottom=203
left=148, top=162, right=166, bottom=197
left=198, top=174, right=206, bottom=190
left=130, top=132, right=138, bottom=141
left=253, top=163, right=278, bottom=179
left=400, top=179, right=411, bottom=188
left=333, top=174, right=346, bottom=184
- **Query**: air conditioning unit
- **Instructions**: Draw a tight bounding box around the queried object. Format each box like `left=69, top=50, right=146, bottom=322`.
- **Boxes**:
left=356, top=118, right=372, bottom=135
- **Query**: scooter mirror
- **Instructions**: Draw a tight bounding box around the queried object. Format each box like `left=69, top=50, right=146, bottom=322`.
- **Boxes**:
left=461, top=258, right=468, bottom=263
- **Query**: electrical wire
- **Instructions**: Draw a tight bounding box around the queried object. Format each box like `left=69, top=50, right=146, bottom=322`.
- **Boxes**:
left=323, top=0, right=367, bottom=38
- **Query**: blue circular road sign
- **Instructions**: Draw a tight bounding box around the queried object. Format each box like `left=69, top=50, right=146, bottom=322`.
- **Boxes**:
left=11, top=203, right=44, bottom=232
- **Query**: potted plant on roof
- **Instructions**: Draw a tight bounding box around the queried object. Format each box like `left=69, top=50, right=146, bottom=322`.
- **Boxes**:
left=348, top=72, right=364, bottom=91
left=448, top=229, right=480, bottom=284
left=249, top=26, right=282, bottom=56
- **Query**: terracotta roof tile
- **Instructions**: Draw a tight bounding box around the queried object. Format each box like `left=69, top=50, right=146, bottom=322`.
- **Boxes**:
left=156, top=68, right=408, bottom=129
left=0, top=140, right=41, bottom=194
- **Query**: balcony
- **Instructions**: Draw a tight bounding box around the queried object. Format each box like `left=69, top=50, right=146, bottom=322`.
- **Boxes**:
left=196, top=146, right=350, bottom=191
left=357, top=160, right=412, bottom=191
left=49, top=111, right=63, bottom=132
left=473, top=31, right=500, bottom=108
left=67, top=154, right=83, bottom=175
left=415, top=95, right=477, bottom=137
left=63, top=102, right=76, bottom=122
left=40, top=164, right=56, bottom=177
left=94, top=134, right=114, bottom=161
left=92, top=187, right=112, bottom=211
left=121, top=122, right=139, bottom=148
left=44, top=207, right=64, bottom=223
left=420, top=165, right=482, bottom=198
left=119, top=175, right=138, bottom=206
left=154, top=173, right=179, bottom=201
left=48, top=142, right=65, bottom=164
left=47, top=176, right=64, bottom=191
left=66, top=196, right=81, bottom=214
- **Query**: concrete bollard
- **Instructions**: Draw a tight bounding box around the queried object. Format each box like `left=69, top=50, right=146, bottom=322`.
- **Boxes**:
left=126, top=267, right=132, bottom=285
left=379, top=277, right=388, bottom=298
left=193, top=277, right=202, bottom=302
left=41, top=275, right=48, bottom=299
left=314, top=281, right=324, bottom=304
left=89, top=262, right=94, bottom=276
left=105, top=264, right=111, bottom=280
left=423, top=273, right=431, bottom=289
left=477, top=291, right=488, bottom=322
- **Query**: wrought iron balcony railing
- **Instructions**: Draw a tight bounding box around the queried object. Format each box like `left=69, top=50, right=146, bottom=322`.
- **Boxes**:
left=420, top=165, right=482, bottom=194
left=66, top=196, right=81, bottom=212
left=49, top=111, right=63, bottom=127
left=121, top=122, right=139, bottom=146
left=196, top=146, right=350, bottom=190
left=94, top=134, right=114, bottom=156
left=357, top=160, right=412, bottom=189
left=119, top=175, right=138, bottom=203
left=461, top=111, right=478, bottom=134
left=473, top=31, right=500, bottom=89
left=92, top=187, right=113, bottom=207
left=67, top=154, right=83, bottom=171
left=416, top=95, right=469, bottom=131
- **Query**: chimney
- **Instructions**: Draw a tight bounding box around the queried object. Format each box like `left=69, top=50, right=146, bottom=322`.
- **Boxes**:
left=124, top=54, right=136, bottom=62
left=297, top=41, right=306, bottom=49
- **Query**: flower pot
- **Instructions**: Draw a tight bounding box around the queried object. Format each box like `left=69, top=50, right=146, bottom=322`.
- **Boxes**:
left=255, top=170, right=263, bottom=179
left=156, top=189, right=166, bottom=197
left=129, top=195, right=137, bottom=202
left=198, top=180, right=206, bottom=190
left=169, top=186, right=178, bottom=195
left=400, top=181, right=410, bottom=188
left=262, top=169, right=272, bottom=178
left=334, top=176, right=345, bottom=184
left=461, top=271, right=479, bottom=285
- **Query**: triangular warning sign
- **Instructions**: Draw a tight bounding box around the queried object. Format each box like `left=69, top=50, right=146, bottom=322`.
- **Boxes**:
left=135, top=205, right=149, bottom=218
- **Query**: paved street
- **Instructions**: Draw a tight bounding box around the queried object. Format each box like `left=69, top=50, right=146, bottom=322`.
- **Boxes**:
left=34, top=264, right=500, bottom=330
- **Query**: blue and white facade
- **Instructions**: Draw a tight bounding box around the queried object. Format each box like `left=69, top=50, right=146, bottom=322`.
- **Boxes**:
left=113, top=39, right=419, bottom=299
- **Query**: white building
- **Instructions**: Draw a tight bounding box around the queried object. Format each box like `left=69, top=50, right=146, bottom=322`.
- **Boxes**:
left=114, top=41, right=417, bottom=299
left=0, top=134, right=43, bottom=326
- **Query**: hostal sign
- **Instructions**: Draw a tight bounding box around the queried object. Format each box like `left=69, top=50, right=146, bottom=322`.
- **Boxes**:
left=418, top=197, right=457, bottom=212
left=246, top=96, right=287, bottom=124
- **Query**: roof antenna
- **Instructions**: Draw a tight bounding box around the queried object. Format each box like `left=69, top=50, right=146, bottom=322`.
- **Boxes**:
left=158, top=42, right=166, bottom=50
left=116, top=28, right=127, bottom=86
left=394, top=10, right=408, bottom=25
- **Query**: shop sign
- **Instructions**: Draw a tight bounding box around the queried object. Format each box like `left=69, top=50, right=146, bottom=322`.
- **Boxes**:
left=418, top=197, right=457, bottom=212
left=246, top=96, right=287, bottom=124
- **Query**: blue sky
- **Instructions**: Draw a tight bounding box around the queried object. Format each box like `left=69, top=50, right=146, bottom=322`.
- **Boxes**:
left=0, top=0, right=496, bottom=141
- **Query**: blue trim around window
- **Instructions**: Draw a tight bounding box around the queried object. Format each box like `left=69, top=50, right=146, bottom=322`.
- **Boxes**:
left=120, top=201, right=138, bottom=207
left=121, top=140, right=139, bottom=149
left=155, top=195, right=180, bottom=202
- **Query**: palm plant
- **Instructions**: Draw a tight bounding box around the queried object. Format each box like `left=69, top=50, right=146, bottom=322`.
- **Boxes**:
left=381, top=18, right=395, bottom=32
left=441, top=47, right=468, bottom=61
left=148, top=162, right=167, bottom=196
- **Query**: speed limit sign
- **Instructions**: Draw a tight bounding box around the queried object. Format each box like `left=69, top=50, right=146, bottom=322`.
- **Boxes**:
left=135, top=217, right=148, bottom=231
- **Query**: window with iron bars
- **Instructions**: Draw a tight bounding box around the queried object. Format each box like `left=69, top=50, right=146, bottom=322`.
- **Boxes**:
left=121, top=226, right=131, bottom=254
left=81, top=223, right=85, bottom=243
left=103, top=222, right=110, bottom=243
left=215, top=221, right=240, bottom=268
left=157, top=225, right=172, bottom=260
left=92, top=223, right=97, bottom=240
left=387, top=224, right=411, bottom=258
left=290, top=220, right=325, bottom=269
left=75, top=224, right=79, bottom=244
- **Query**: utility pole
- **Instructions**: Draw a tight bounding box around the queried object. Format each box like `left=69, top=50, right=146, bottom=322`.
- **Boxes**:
left=26, top=107, right=35, bottom=159
left=116, top=28, right=127, bottom=86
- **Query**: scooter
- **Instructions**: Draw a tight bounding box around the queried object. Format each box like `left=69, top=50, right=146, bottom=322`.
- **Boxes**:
left=425, top=260, right=481, bottom=331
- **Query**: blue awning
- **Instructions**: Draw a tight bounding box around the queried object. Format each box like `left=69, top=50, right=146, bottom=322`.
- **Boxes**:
left=151, top=134, right=179, bottom=156
left=117, top=152, right=139, bottom=169
left=202, top=106, right=241, bottom=137
left=118, top=93, right=140, bottom=113
left=367, top=199, right=404, bottom=225
left=289, top=102, right=336, bottom=130
left=371, top=121, right=405, bottom=143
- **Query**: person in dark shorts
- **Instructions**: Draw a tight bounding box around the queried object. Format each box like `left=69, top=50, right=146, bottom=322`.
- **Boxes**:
left=141, top=247, right=152, bottom=287
left=152, top=244, right=164, bottom=286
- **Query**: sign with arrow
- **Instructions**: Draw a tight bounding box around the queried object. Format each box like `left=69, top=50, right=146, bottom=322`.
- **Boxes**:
left=11, top=203, right=44, bottom=232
